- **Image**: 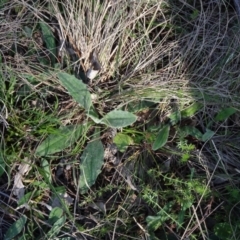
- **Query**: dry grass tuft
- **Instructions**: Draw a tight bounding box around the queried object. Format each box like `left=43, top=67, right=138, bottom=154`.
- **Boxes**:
left=49, top=0, right=172, bottom=83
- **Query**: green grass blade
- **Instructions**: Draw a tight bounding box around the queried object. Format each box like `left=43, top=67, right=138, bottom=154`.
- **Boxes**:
left=48, top=207, right=64, bottom=225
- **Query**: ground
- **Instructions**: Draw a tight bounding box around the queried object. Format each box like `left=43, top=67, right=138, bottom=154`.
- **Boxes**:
left=1, top=0, right=240, bottom=240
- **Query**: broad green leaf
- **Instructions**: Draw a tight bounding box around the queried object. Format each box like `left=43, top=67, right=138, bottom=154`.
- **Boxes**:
left=0, top=153, right=5, bottom=177
left=113, top=133, right=134, bottom=152
left=202, top=128, right=215, bottom=142
left=101, top=110, right=137, bottom=128
left=18, top=190, right=44, bottom=206
left=180, top=126, right=203, bottom=140
left=79, top=135, right=104, bottom=194
left=48, top=207, right=64, bottom=225
left=58, top=72, right=92, bottom=111
left=215, top=107, right=237, bottom=121
left=36, top=124, right=83, bottom=156
left=39, top=22, right=56, bottom=66
left=4, top=215, right=27, bottom=240
left=47, top=215, right=66, bottom=238
left=152, top=124, right=170, bottom=150
left=39, top=22, right=56, bottom=65
left=168, top=103, right=202, bottom=125
left=18, top=193, right=32, bottom=207
left=181, top=102, right=203, bottom=118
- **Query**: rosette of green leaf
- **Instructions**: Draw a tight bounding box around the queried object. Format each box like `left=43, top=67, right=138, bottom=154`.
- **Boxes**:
left=57, top=73, right=137, bottom=128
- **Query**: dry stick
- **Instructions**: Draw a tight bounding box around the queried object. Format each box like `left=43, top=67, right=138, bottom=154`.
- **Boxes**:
left=184, top=201, right=224, bottom=238
left=181, top=140, right=223, bottom=239
left=198, top=198, right=209, bottom=238
left=112, top=217, right=119, bottom=240
left=133, top=216, right=147, bottom=235
left=191, top=205, right=207, bottom=240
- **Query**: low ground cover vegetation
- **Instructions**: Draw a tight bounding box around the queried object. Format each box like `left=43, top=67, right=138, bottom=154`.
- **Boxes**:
left=1, top=0, right=240, bottom=239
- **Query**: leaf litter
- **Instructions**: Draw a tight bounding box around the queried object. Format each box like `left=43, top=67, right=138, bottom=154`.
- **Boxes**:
left=13, top=158, right=32, bottom=201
